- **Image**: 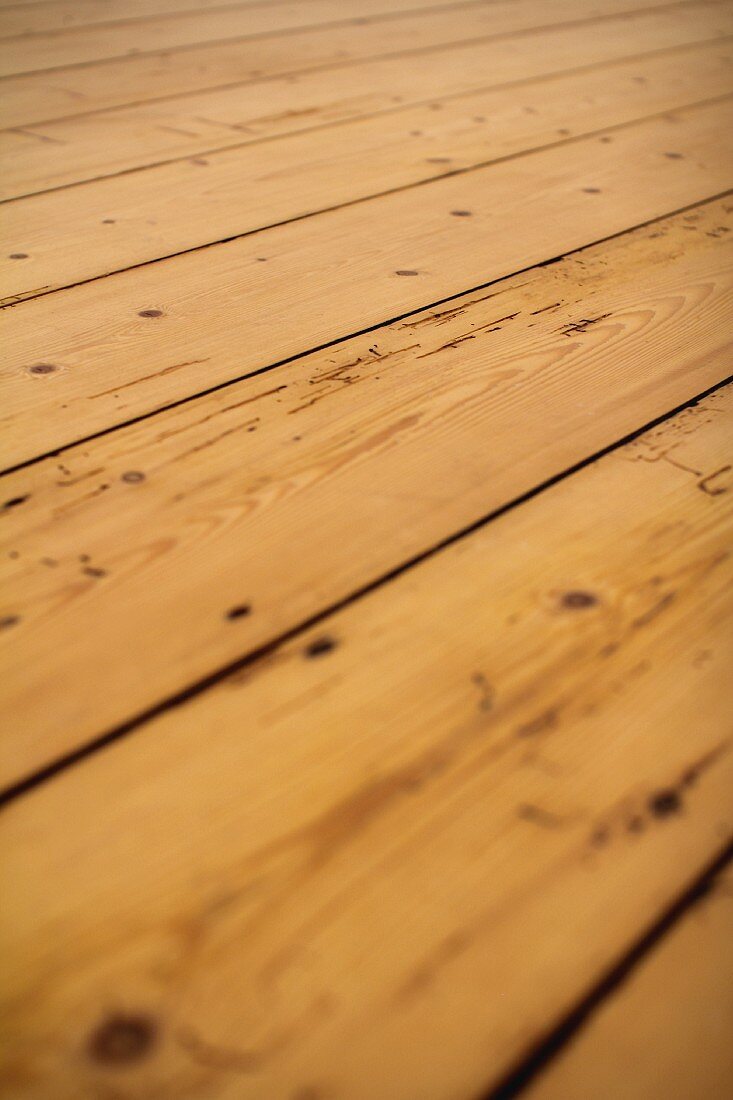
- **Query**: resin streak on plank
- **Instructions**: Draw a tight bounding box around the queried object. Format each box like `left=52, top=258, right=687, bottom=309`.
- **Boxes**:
left=1, top=198, right=730, bottom=787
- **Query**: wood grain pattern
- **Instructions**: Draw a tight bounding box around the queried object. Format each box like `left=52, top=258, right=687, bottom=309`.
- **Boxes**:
left=3, top=2, right=730, bottom=190
left=3, top=40, right=731, bottom=301
left=1, top=198, right=730, bottom=789
left=2, top=99, right=732, bottom=468
left=526, top=863, right=733, bottom=1100
left=1, top=384, right=730, bottom=1098
left=1, top=0, right=726, bottom=129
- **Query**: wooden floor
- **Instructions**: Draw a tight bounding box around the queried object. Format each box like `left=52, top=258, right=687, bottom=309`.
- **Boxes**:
left=1, top=0, right=732, bottom=1096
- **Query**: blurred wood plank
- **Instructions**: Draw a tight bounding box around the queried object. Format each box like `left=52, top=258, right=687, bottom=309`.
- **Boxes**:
left=0, top=0, right=681, bottom=76
left=0, top=0, right=479, bottom=38
left=0, top=383, right=730, bottom=1098
left=1, top=0, right=726, bottom=127
left=525, top=863, right=733, bottom=1100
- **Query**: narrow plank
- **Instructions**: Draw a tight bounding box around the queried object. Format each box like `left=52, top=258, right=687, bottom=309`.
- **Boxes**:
left=0, top=197, right=730, bottom=788
left=0, top=0, right=676, bottom=76
left=2, top=100, right=732, bottom=467
left=3, top=41, right=731, bottom=302
left=525, top=863, right=733, bottom=1100
left=0, top=0, right=466, bottom=38
left=6, top=6, right=730, bottom=198
left=1, top=386, right=730, bottom=1098
left=1, top=0, right=726, bottom=129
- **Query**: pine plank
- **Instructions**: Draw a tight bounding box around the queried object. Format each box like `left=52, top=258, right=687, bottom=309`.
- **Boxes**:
left=6, top=8, right=731, bottom=199
left=526, top=863, right=733, bottom=1100
left=0, top=0, right=472, bottom=38
left=1, top=0, right=726, bottom=129
left=0, top=384, right=730, bottom=1098
left=2, top=100, right=732, bottom=469
left=1, top=198, right=731, bottom=788
left=0, top=0, right=681, bottom=76
left=3, top=41, right=731, bottom=303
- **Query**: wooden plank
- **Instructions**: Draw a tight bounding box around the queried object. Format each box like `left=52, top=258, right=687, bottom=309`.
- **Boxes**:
left=0, top=0, right=469, bottom=38
left=0, top=384, right=730, bottom=1098
left=3, top=40, right=731, bottom=302
left=525, top=863, right=733, bottom=1100
left=2, top=100, right=732, bottom=467
left=0, top=0, right=679, bottom=76
left=5, top=6, right=731, bottom=198
left=0, top=197, right=730, bottom=788
left=1, top=0, right=726, bottom=128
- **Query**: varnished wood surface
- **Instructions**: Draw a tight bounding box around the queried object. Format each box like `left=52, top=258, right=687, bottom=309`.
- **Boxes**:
left=1, top=1, right=731, bottom=1097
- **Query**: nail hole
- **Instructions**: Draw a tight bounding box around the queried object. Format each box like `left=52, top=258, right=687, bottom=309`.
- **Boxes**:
left=0, top=615, right=20, bottom=630
left=395, top=270, right=419, bottom=276
left=88, top=1014, right=157, bottom=1065
left=3, top=495, right=29, bottom=511
left=28, top=363, right=57, bottom=376
left=560, top=590, right=598, bottom=610
left=226, top=604, right=251, bottom=620
left=9, top=253, right=28, bottom=260
left=138, top=309, right=163, bottom=318
left=304, top=635, right=337, bottom=658
left=450, top=210, right=472, bottom=217
left=121, top=471, right=145, bottom=484
left=648, top=789, right=682, bottom=818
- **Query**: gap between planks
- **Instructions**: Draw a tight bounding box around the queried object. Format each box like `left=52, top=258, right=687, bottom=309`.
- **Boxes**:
left=0, top=0, right=725, bottom=129
left=0, top=384, right=730, bottom=1097
left=2, top=39, right=732, bottom=301
left=487, top=842, right=733, bottom=1099
left=1, top=196, right=731, bottom=792
left=0, top=0, right=692, bottom=78
left=4, top=11, right=731, bottom=200
left=2, top=98, right=732, bottom=467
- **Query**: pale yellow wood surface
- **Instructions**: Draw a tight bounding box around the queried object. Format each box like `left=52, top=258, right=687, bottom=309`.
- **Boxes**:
left=0, top=0, right=678, bottom=76
left=527, top=865, right=733, bottom=1100
left=1, top=198, right=730, bottom=789
left=1, top=0, right=726, bottom=129
left=3, top=40, right=731, bottom=302
left=3, top=2, right=730, bottom=187
left=0, top=386, right=730, bottom=1098
left=2, top=100, right=731, bottom=468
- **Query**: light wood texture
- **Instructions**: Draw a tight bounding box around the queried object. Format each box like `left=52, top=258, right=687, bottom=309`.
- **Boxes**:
left=1, top=198, right=731, bottom=788
left=2, top=99, right=732, bottom=468
left=2, top=4, right=732, bottom=1095
left=527, top=864, right=733, bottom=1100
left=2, top=0, right=726, bottom=129
left=0, top=0, right=474, bottom=38
left=0, top=0, right=681, bottom=76
left=3, top=2, right=731, bottom=187
left=4, top=40, right=732, bottom=301
left=1, top=385, right=730, bottom=1098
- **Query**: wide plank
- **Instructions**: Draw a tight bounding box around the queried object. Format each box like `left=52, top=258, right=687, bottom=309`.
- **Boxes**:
left=1, top=198, right=730, bottom=789
left=4, top=39, right=732, bottom=302
left=0, top=385, right=730, bottom=1098
left=0, top=0, right=676, bottom=77
left=2, top=100, right=732, bottom=468
left=1, top=0, right=726, bottom=129
left=525, top=862, right=733, bottom=1100
left=3, top=1, right=730, bottom=193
